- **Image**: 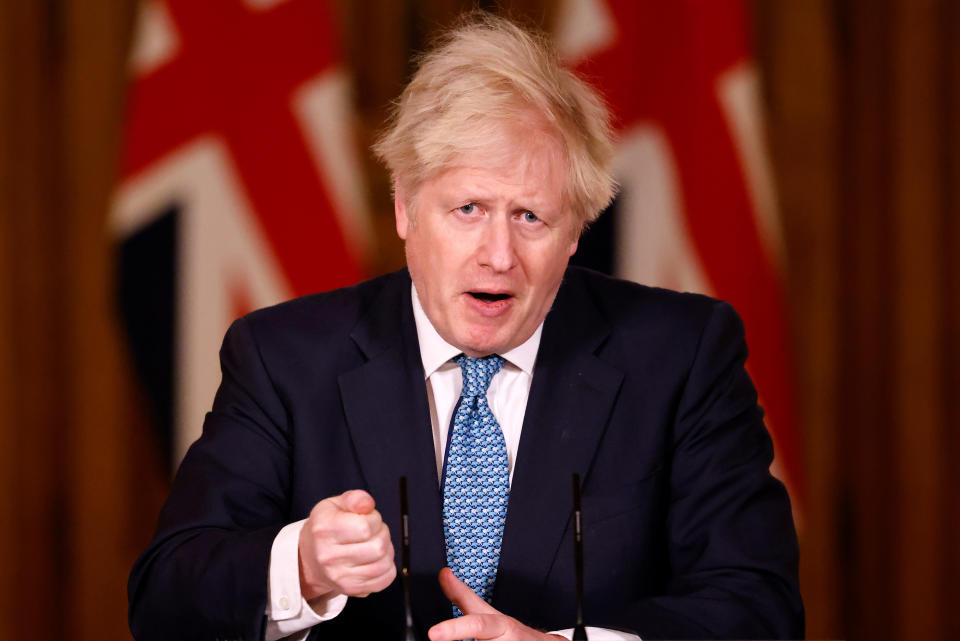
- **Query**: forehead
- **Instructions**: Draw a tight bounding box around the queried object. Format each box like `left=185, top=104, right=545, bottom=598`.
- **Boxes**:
left=418, top=119, right=568, bottom=208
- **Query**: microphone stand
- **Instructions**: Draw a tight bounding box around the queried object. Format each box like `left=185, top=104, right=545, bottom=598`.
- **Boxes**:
left=399, top=476, right=423, bottom=641
left=572, top=473, right=588, bottom=640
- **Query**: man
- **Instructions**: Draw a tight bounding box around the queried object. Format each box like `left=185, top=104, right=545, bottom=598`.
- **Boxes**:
left=129, top=14, right=803, bottom=641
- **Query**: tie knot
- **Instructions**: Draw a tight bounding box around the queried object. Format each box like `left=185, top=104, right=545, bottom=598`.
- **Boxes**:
left=455, top=354, right=504, bottom=398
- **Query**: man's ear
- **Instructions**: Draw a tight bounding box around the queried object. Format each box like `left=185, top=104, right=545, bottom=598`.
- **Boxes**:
left=394, top=182, right=409, bottom=240
left=567, top=222, right=581, bottom=257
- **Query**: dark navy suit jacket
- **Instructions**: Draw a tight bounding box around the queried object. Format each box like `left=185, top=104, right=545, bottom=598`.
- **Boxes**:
left=128, top=267, right=803, bottom=640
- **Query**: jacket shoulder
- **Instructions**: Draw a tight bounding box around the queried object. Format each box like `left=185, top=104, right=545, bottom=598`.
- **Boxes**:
left=239, top=269, right=408, bottom=345
left=562, top=266, right=735, bottom=337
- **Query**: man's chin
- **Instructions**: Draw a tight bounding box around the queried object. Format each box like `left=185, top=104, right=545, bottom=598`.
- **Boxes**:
left=454, top=321, right=537, bottom=356
left=452, top=330, right=513, bottom=358
left=457, top=343, right=506, bottom=358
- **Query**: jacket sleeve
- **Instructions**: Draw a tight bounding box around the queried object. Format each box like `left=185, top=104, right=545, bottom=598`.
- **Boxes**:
left=622, top=301, right=804, bottom=640
left=128, top=316, right=293, bottom=641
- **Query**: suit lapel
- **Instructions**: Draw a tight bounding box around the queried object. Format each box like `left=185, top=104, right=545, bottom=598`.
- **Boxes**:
left=495, top=272, right=623, bottom=614
left=337, top=272, right=450, bottom=627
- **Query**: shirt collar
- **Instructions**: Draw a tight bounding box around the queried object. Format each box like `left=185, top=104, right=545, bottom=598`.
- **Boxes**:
left=411, top=283, right=542, bottom=379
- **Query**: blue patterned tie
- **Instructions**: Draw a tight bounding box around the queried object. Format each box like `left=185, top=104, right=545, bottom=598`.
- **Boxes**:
left=442, top=354, right=508, bottom=615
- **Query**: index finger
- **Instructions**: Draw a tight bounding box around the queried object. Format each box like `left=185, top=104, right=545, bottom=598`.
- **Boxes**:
left=329, top=507, right=386, bottom=544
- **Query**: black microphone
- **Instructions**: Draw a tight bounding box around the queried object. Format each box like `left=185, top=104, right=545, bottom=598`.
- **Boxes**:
left=399, top=476, right=423, bottom=641
left=572, top=473, right=588, bottom=640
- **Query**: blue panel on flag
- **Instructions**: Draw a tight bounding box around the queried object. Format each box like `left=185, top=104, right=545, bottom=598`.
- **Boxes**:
left=570, top=196, right=618, bottom=276
left=117, top=204, right=179, bottom=470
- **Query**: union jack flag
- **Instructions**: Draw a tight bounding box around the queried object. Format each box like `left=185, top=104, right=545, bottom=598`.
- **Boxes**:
left=112, top=0, right=369, bottom=468
left=561, top=0, right=805, bottom=514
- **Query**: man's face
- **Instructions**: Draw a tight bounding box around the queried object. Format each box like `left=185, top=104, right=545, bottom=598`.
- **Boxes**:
left=396, top=122, right=578, bottom=357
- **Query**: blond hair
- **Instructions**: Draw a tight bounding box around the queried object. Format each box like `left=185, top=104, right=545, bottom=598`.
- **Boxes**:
left=372, top=13, right=617, bottom=230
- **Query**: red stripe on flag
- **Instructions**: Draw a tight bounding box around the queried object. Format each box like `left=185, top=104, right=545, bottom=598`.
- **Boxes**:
left=119, top=0, right=359, bottom=296
left=572, top=0, right=804, bottom=507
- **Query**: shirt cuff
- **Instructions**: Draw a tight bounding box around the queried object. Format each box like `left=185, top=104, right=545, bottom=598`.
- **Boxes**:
left=265, top=519, right=349, bottom=641
left=549, top=627, right=641, bottom=641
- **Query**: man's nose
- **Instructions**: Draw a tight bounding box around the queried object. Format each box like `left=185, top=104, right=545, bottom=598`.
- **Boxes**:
left=477, top=216, right=517, bottom=273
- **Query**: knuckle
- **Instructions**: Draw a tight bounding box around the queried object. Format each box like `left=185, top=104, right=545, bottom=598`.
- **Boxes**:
left=360, top=561, right=383, bottom=581
left=359, top=518, right=375, bottom=539
left=333, top=516, right=359, bottom=541
left=312, top=500, right=334, bottom=521
left=382, top=565, right=398, bottom=584
left=324, top=561, right=348, bottom=581
left=345, top=579, right=370, bottom=597
left=383, top=557, right=398, bottom=575
left=370, top=558, right=393, bottom=581
left=314, top=546, right=336, bottom=567
left=309, top=515, right=334, bottom=537
left=328, top=568, right=349, bottom=587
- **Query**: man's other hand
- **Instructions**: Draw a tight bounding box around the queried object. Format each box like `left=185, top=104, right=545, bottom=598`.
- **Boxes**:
left=428, top=568, right=566, bottom=641
left=298, top=489, right=396, bottom=600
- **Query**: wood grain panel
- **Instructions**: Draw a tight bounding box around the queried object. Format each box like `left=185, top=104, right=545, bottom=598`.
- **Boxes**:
left=59, top=1, right=155, bottom=638
left=937, top=2, right=960, bottom=640
left=338, top=0, right=412, bottom=275
left=0, top=0, right=15, bottom=630
left=1, top=2, right=69, bottom=638
left=890, top=1, right=945, bottom=638
left=835, top=2, right=899, bottom=638
left=752, top=1, right=841, bottom=636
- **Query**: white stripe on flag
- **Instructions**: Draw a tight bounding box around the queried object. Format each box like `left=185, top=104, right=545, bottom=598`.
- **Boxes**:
left=128, top=0, right=180, bottom=77
left=293, top=68, right=374, bottom=263
left=112, top=138, right=292, bottom=465
left=613, top=125, right=712, bottom=295
left=717, top=62, right=786, bottom=272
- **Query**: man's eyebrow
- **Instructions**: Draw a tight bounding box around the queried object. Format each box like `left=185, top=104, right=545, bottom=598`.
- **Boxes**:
left=437, top=182, right=555, bottom=212
left=439, top=189, right=494, bottom=207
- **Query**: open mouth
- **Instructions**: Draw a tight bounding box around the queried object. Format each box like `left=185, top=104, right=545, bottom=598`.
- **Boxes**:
left=468, top=292, right=512, bottom=303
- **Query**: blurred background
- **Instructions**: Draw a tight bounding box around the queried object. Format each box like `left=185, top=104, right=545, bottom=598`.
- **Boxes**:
left=1, top=1, right=957, bottom=640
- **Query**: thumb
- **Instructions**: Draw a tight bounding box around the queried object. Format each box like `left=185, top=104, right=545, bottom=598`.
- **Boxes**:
left=437, top=567, right=497, bottom=615
left=334, top=489, right=376, bottom=514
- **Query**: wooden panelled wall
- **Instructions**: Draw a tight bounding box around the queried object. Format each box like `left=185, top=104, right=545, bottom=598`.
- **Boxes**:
left=756, top=1, right=960, bottom=639
left=0, top=1, right=957, bottom=640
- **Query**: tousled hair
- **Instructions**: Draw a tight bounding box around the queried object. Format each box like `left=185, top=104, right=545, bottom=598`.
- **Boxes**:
left=372, top=12, right=617, bottom=230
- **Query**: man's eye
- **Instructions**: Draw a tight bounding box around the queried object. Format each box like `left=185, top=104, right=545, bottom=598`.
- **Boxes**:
left=458, top=203, right=477, bottom=214
left=521, top=211, right=539, bottom=223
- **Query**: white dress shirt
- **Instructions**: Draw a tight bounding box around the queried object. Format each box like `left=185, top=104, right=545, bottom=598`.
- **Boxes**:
left=264, top=285, right=639, bottom=641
